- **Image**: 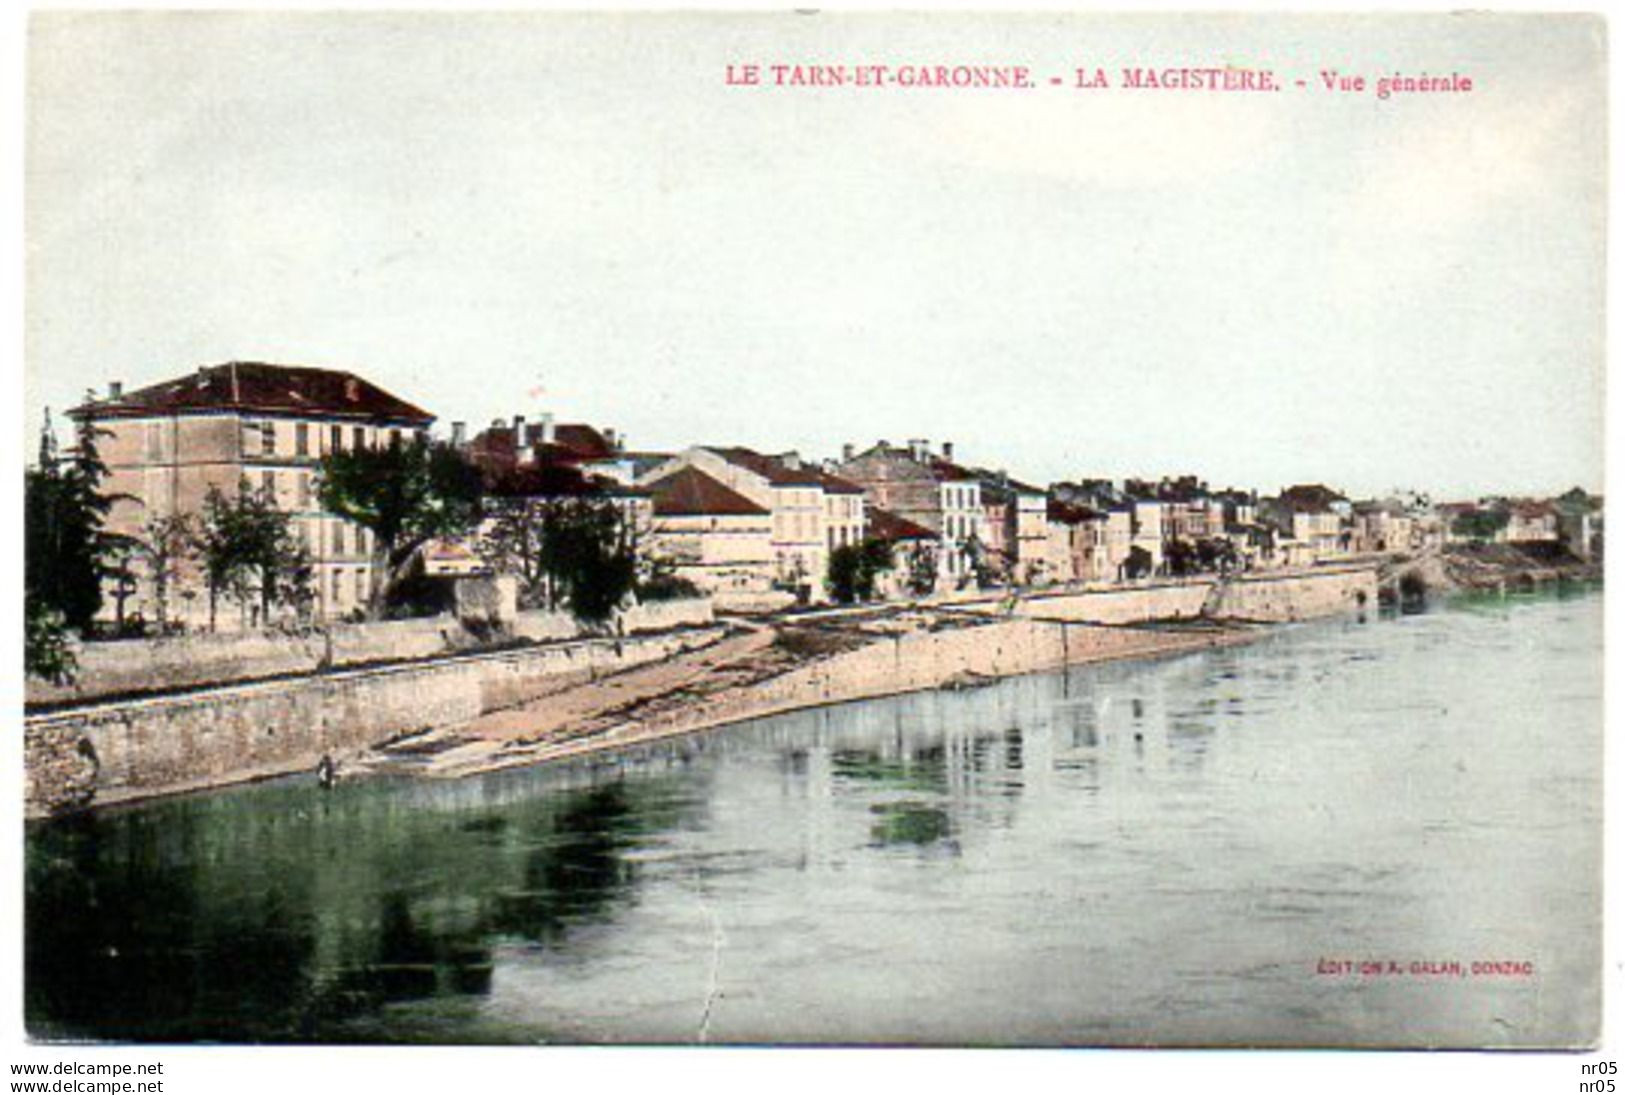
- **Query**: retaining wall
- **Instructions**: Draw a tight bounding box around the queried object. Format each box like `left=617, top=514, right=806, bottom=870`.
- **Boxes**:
left=27, top=599, right=714, bottom=707
left=955, top=567, right=1377, bottom=625
left=25, top=625, right=726, bottom=817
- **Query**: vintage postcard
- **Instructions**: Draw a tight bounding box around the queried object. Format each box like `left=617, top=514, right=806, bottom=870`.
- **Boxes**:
left=16, top=8, right=1608, bottom=1065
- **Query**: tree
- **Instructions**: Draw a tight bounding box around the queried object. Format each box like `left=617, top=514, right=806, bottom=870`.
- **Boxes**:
left=477, top=495, right=640, bottom=623
left=317, top=436, right=483, bottom=617
left=25, top=411, right=120, bottom=632
left=636, top=557, right=702, bottom=602
left=542, top=499, right=639, bottom=623
left=25, top=606, right=76, bottom=685
left=198, top=481, right=311, bottom=630
left=827, top=538, right=896, bottom=604
left=138, top=513, right=199, bottom=632
left=25, top=411, right=125, bottom=678
left=477, top=498, right=556, bottom=608
left=1165, top=538, right=1199, bottom=577
left=905, top=544, right=938, bottom=596
left=1453, top=507, right=1510, bottom=544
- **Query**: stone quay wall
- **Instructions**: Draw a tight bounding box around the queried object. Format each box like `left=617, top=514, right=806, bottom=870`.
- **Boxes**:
left=955, top=566, right=1378, bottom=625
left=25, top=625, right=726, bottom=817
left=24, top=569, right=1373, bottom=816
left=26, top=599, right=715, bottom=708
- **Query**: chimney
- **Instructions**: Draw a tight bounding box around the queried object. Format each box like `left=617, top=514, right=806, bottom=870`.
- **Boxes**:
left=604, top=428, right=620, bottom=451
left=540, top=412, right=556, bottom=445
left=782, top=452, right=802, bottom=471
left=841, top=443, right=855, bottom=462
left=108, top=380, right=123, bottom=400
left=512, top=414, right=526, bottom=436
left=451, top=421, right=467, bottom=447
left=942, top=441, right=955, bottom=463
left=909, top=438, right=929, bottom=462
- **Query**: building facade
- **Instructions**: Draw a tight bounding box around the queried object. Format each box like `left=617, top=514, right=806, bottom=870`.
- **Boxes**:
left=68, top=362, right=434, bottom=628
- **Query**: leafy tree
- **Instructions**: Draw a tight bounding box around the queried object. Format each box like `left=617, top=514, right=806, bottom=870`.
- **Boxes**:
left=827, top=538, right=895, bottom=604
left=25, top=605, right=76, bottom=685
left=25, top=412, right=120, bottom=632
left=1165, top=538, right=1199, bottom=577
left=543, top=499, right=638, bottom=623
left=317, top=436, right=483, bottom=617
left=478, top=498, right=557, bottom=608
left=905, top=544, right=938, bottom=596
left=138, top=513, right=199, bottom=632
left=1194, top=537, right=1240, bottom=574
left=636, top=558, right=702, bottom=603
left=198, top=482, right=310, bottom=630
left=1452, top=507, right=1510, bottom=544
left=477, top=496, right=639, bottom=623
left=25, top=411, right=128, bottom=677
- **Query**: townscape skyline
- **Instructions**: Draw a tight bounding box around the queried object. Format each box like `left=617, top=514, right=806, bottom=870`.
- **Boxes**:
left=25, top=12, right=1605, bottom=501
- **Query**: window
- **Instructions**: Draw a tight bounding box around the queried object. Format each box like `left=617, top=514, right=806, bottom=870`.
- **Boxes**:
left=333, top=523, right=346, bottom=556
left=296, top=423, right=310, bottom=457
left=261, top=470, right=275, bottom=499
left=262, top=422, right=276, bottom=456
left=330, top=425, right=343, bottom=453
left=331, top=569, right=343, bottom=604
left=355, top=569, right=367, bottom=602
left=299, top=473, right=313, bottom=509
left=389, top=428, right=401, bottom=448
left=353, top=426, right=366, bottom=451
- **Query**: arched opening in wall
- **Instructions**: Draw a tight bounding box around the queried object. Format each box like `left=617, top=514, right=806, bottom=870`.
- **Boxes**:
left=1354, top=590, right=1368, bottom=607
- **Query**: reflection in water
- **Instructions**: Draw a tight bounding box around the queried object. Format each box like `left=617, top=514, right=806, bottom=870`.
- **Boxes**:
left=26, top=587, right=1603, bottom=1046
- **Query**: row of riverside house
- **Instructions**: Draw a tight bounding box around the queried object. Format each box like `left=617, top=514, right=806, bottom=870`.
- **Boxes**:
left=64, top=362, right=1604, bottom=629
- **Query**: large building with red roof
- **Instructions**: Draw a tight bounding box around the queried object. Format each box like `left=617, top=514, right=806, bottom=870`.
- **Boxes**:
left=641, top=466, right=780, bottom=608
left=68, top=362, right=435, bottom=627
left=638, top=446, right=866, bottom=602
left=834, top=439, right=990, bottom=590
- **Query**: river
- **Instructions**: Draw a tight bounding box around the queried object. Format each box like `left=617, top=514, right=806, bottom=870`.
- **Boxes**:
left=25, top=586, right=1603, bottom=1046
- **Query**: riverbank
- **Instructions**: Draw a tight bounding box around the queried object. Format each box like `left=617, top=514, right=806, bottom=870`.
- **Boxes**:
left=354, top=613, right=1268, bottom=782
left=1381, top=543, right=1601, bottom=604
left=25, top=566, right=1379, bottom=817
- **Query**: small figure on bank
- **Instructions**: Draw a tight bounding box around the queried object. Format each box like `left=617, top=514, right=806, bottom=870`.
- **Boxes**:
left=316, top=754, right=338, bottom=790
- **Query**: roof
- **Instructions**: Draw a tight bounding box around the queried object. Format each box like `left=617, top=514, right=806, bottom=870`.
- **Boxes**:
left=1047, top=499, right=1105, bottom=525
left=1275, top=484, right=1348, bottom=513
left=700, top=446, right=828, bottom=488
left=647, top=466, right=770, bottom=517
left=815, top=469, right=865, bottom=495
left=483, top=462, right=642, bottom=500
left=966, top=466, right=1044, bottom=501
left=929, top=458, right=975, bottom=483
left=868, top=507, right=936, bottom=542
left=472, top=421, right=617, bottom=467
left=69, top=362, right=434, bottom=423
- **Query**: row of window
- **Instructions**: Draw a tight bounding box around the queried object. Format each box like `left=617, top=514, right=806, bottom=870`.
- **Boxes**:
left=241, top=419, right=426, bottom=460
left=942, top=485, right=979, bottom=510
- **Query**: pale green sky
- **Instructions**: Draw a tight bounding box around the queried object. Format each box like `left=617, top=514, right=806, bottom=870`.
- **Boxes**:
left=25, top=11, right=1606, bottom=499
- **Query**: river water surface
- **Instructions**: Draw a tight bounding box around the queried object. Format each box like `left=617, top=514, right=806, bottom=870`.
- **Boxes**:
left=26, top=588, right=1603, bottom=1046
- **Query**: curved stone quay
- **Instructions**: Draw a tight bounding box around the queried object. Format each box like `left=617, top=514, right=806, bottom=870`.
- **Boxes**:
left=25, top=568, right=1376, bottom=816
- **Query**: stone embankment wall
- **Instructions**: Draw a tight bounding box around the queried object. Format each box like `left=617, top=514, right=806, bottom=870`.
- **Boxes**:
left=1208, top=567, right=1378, bottom=621
left=563, top=619, right=1247, bottom=763
left=27, top=599, right=714, bottom=708
left=25, top=625, right=726, bottom=817
left=25, top=569, right=1374, bottom=816
left=954, top=567, right=1378, bottom=625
